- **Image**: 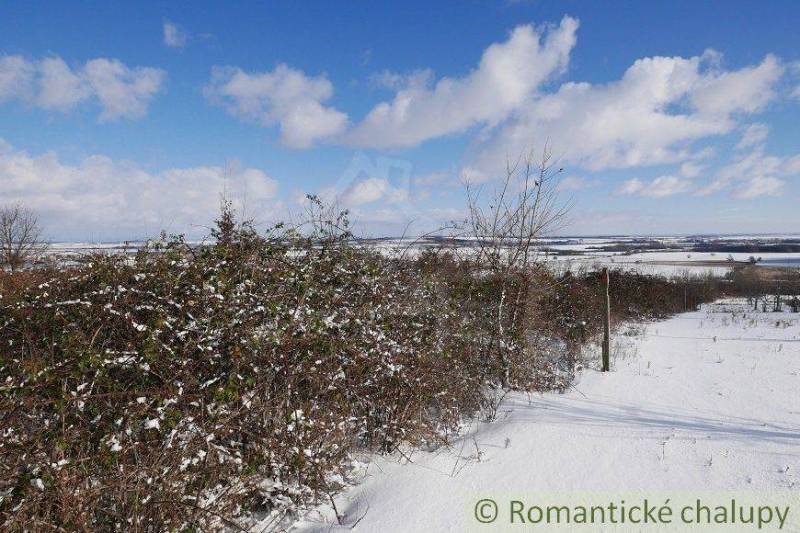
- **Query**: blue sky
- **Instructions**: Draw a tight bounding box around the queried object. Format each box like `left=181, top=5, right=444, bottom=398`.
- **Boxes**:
left=1, top=1, right=799, bottom=241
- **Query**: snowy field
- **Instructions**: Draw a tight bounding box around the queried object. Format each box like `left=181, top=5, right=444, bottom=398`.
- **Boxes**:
left=48, top=234, right=800, bottom=278
left=539, top=251, right=800, bottom=277
left=340, top=234, right=800, bottom=277
left=284, top=299, right=800, bottom=532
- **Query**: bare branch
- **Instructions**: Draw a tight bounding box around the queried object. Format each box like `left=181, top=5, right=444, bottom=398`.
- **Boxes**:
left=452, top=147, right=571, bottom=387
left=0, top=203, right=47, bottom=271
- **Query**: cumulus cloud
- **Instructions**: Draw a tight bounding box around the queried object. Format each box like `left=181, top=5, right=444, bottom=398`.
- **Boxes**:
left=319, top=154, right=414, bottom=208
left=37, top=57, right=92, bottom=110
left=465, top=51, right=785, bottom=180
left=339, top=177, right=408, bottom=206
left=0, top=140, right=278, bottom=239
left=294, top=153, right=437, bottom=235
left=616, top=175, right=692, bottom=198
left=690, top=55, right=782, bottom=116
left=0, top=55, right=34, bottom=102
left=696, top=145, right=799, bottom=198
left=204, top=64, right=348, bottom=148
left=344, top=16, right=579, bottom=148
left=0, top=54, right=165, bottom=120
left=163, top=21, right=188, bottom=48
left=83, top=59, right=165, bottom=121
left=202, top=16, right=788, bottom=187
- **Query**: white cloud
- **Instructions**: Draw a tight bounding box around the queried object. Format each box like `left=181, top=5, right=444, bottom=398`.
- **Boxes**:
left=340, top=178, right=388, bottom=205
left=616, top=178, right=644, bottom=196
left=0, top=55, right=34, bottom=102
left=784, top=155, right=800, bottom=175
left=556, top=175, right=595, bottom=192
left=679, top=161, right=703, bottom=178
left=200, top=17, right=789, bottom=195
left=338, top=177, right=409, bottom=206
left=0, top=140, right=278, bottom=239
left=204, top=64, right=348, bottom=148
left=344, top=16, right=579, bottom=148
left=466, top=52, right=784, bottom=179
left=697, top=146, right=797, bottom=198
left=735, top=123, right=769, bottom=150
left=83, top=59, right=165, bottom=121
left=369, top=69, right=433, bottom=91
left=36, top=57, right=91, bottom=110
left=645, top=176, right=693, bottom=197
left=690, top=55, right=782, bottom=116
left=0, top=54, right=165, bottom=120
left=460, top=166, right=490, bottom=185
left=163, top=21, right=188, bottom=48
left=732, top=176, right=783, bottom=199
left=413, top=171, right=451, bottom=186
left=616, top=175, right=692, bottom=198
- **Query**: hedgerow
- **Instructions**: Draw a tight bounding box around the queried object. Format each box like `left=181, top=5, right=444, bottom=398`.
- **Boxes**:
left=0, top=205, right=576, bottom=530
left=0, top=204, right=723, bottom=530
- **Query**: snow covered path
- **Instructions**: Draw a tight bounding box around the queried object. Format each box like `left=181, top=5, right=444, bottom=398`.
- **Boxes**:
left=291, top=300, right=800, bottom=532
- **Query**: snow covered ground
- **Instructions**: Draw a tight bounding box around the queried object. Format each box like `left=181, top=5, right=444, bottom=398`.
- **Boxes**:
left=542, top=255, right=733, bottom=277
left=369, top=237, right=800, bottom=277
left=285, top=299, right=800, bottom=532
left=45, top=238, right=800, bottom=277
left=542, top=251, right=800, bottom=277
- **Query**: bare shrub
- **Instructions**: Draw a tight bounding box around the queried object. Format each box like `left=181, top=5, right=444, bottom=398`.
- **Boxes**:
left=0, top=204, right=47, bottom=272
left=452, top=147, right=571, bottom=388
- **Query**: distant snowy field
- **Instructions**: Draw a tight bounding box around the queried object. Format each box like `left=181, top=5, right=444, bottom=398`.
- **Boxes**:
left=371, top=235, right=800, bottom=277
left=541, top=251, right=800, bottom=277
left=284, top=299, right=800, bottom=532
left=46, top=234, right=800, bottom=278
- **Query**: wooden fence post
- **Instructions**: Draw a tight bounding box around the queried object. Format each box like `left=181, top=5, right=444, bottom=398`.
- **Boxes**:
left=602, top=267, right=611, bottom=372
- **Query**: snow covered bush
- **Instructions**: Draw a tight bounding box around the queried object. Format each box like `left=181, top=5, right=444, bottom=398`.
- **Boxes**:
left=415, top=249, right=578, bottom=393
left=0, top=203, right=726, bottom=529
left=0, top=205, right=562, bottom=530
